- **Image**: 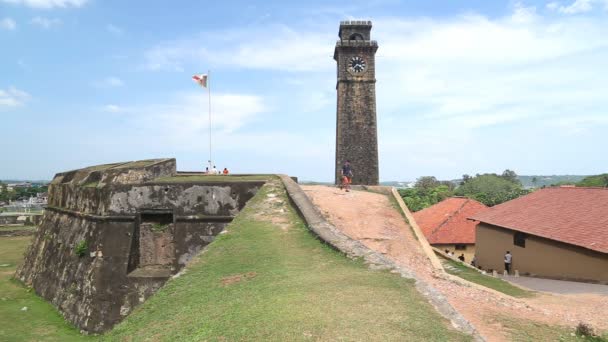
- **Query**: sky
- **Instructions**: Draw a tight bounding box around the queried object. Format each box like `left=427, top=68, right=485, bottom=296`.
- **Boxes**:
left=1, top=0, right=607, bottom=182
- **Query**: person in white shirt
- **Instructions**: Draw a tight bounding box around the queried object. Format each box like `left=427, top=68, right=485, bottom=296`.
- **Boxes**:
left=504, top=251, right=512, bottom=275
left=211, top=165, right=219, bottom=175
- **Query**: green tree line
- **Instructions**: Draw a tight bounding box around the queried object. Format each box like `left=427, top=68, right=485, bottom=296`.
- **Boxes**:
left=399, top=170, right=529, bottom=212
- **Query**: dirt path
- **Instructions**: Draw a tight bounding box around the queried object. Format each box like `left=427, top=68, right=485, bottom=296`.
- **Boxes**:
left=302, top=185, right=608, bottom=341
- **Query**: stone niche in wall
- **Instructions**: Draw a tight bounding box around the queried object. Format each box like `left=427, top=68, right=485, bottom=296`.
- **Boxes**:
left=16, top=158, right=265, bottom=333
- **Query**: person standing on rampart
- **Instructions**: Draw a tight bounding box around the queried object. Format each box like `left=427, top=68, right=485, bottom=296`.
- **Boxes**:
left=340, top=160, right=354, bottom=192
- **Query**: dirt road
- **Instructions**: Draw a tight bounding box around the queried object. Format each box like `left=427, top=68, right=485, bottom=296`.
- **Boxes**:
left=302, top=185, right=608, bottom=341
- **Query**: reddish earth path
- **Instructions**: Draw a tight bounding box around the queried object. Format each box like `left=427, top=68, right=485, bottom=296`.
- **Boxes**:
left=302, top=185, right=608, bottom=342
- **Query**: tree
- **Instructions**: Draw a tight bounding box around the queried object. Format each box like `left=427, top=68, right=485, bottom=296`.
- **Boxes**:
left=414, top=176, right=440, bottom=191
left=577, top=174, right=608, bottom=187
left=461, top=174, right=472, bottom=185
left=531, top=176, right=538, bottom=186
left=455, top=174, right=528, bottom=206
left=398, top=184, right=454, bottom=212
left=501, top=169, right=520, bottom=184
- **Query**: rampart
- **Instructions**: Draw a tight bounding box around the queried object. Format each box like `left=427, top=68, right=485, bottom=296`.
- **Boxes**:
left=16, top=159, right=265, bottom=333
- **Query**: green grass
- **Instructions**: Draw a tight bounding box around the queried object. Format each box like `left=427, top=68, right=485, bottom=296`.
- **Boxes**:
left=111, top=160, right=161, bottom=169
left=105, top=181, right=472, bottom=341
left=492, top=315, right=607, bottom=342
left=442, top=258, right=534, bottom=298
left=0, top=236, right=90, bottom=341
left=153, top=174, right=272, bottom=183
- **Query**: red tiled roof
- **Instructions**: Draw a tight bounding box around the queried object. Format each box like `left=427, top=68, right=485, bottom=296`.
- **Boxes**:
left=413, top=197, right=489, bottom=244
left=470, top=187, right=608, bottom=254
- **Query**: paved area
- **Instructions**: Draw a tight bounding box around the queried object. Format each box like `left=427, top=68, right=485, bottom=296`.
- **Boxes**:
left=501, top=275, right=608, bottom=295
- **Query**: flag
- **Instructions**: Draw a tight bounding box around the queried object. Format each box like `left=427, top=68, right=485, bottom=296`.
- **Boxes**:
left=192, top=74, right=208, bottom=88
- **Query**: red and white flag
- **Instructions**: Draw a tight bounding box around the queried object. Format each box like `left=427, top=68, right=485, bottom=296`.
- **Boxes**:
left=192, top=74, right=208, bottom=88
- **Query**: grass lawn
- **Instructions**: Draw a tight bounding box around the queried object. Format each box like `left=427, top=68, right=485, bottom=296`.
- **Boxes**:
left=0, top=236, right=90, bottom=342
left=105, top=181, right=472, bottom=341
left=442, top=258, right=534, bottom=298
left=491, top=315, right=608, bottom=342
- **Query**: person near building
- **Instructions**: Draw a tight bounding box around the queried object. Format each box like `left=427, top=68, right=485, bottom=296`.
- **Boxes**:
left=504, top=251, right=512, bottom=275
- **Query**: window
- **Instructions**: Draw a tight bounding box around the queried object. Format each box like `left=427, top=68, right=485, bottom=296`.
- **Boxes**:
left=455, top=244, right=467, bottom=250
left=514, top=232, right=528, bottom=248
left=349, top=33, right=364, bottom=41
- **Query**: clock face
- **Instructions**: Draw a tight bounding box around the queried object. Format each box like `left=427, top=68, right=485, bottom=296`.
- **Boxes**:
left=348, top=56, right=366, bottom=74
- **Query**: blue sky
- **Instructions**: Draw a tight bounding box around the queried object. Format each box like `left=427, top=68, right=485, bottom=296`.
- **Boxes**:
left=1, top=0, right=607, bottom=181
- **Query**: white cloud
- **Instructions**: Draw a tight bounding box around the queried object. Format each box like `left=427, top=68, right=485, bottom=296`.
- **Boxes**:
left=100, top=91, right=265, bottom=134
left=139, top=92, right=266, bottom=137
left=1, top=0, right=87, bottom=9
left=0, top=87, right=31, bottom=107
left=142, top=25, right=335, bottom=72
left=511, top=2, right=538, bottom=23
left=547, top=0, right=601, bottom=14
left=103, top=104, right=125, bottom=113
left=106, top=24, right=123, bottom=35
left=93, top=77, right=124, bottom=88
left=0, top=18, right=17, bottom=31
left=30, top=16, right=61, bottom=29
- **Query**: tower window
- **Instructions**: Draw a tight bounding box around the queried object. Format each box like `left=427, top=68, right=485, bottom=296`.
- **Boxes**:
left=349, top=33, right=364, bottom=41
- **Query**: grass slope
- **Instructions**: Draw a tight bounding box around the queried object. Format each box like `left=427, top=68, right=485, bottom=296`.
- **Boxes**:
left=105, top=181, right=471, bottom=341
left=492, top=315, right=608, bottom=342
left=442, top=258, right=534, bottom=298
left=0, top=237, right=89, bottom=342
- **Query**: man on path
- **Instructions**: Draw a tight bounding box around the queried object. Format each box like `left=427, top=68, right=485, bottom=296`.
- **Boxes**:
left=340, top=160, right=353, bottom=192
left=504, top=251, right=512, bottom=275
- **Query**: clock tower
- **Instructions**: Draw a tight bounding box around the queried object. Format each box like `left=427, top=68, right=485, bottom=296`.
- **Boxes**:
left=334, top=20, right=379, bottom=185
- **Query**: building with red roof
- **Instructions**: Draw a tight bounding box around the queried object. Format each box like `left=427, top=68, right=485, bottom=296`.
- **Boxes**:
left=413, top=197, right=488, bottom=263
left=470, top=186, right=608, bottom=283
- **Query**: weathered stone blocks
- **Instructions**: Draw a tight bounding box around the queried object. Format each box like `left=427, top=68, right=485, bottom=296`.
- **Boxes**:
left=16, top=159, right=264, bottom=333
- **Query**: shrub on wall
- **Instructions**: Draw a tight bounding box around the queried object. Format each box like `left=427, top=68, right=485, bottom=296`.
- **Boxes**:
left=74, top=240, right=88, bottom=257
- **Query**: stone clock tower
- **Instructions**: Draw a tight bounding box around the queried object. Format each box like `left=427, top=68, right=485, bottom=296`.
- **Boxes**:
left=334, top=20, right=379, bottom=185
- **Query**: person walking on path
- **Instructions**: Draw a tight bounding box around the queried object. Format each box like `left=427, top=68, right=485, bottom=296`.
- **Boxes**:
left=222, top=167, right=229, bottom=175
left=504, top=251, right=512, bottom=275
left=340, top=160, right=354, bottom=192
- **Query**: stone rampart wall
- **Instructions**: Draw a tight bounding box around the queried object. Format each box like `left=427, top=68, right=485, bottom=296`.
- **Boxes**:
left=17, top=176, right=263, bottom=333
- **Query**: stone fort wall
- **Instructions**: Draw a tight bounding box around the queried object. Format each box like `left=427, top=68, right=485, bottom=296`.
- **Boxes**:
left=16, top=159, right=264, bottom=333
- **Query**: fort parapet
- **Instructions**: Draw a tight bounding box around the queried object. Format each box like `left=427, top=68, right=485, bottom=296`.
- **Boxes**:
left=16, top=158, right=265, bottom=333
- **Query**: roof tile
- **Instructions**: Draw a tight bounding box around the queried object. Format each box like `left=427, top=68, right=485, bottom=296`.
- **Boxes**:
left=470, top=187, right=608, bottom=253
left=413, top=197, right=488, bottom=244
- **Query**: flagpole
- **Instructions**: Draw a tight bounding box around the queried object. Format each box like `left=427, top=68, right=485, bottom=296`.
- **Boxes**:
left=208, top=69, right=212, bottom=169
